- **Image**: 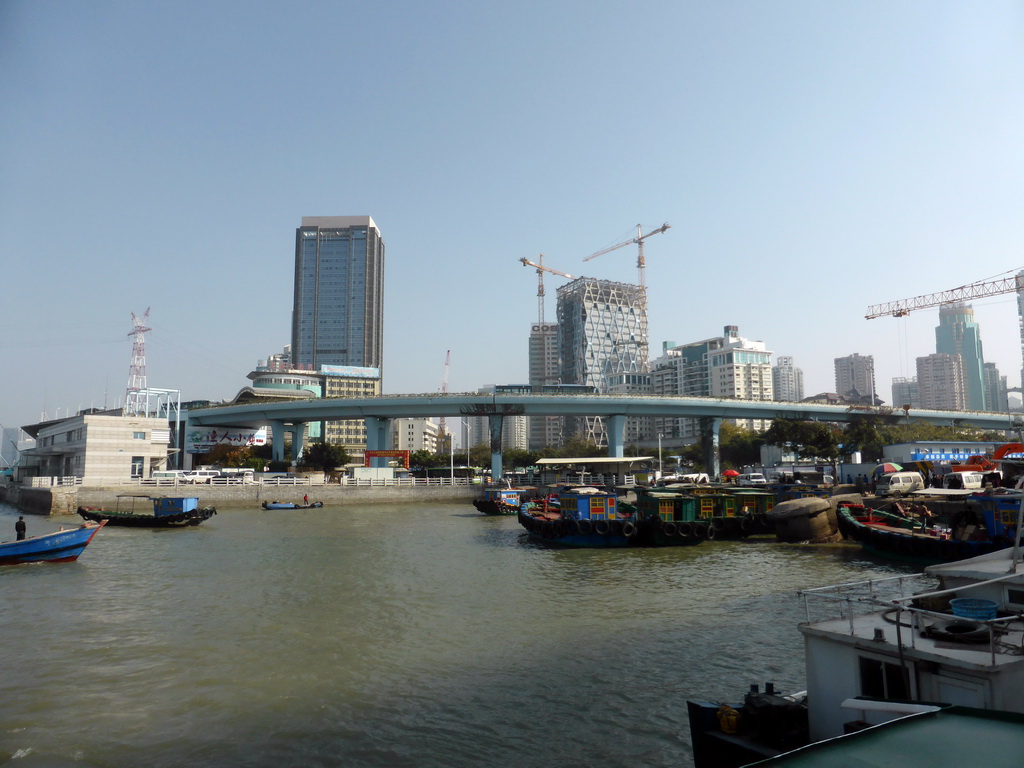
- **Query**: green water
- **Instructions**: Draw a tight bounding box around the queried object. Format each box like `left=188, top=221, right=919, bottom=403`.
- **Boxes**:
left=0, top=502, right=915, bottom=767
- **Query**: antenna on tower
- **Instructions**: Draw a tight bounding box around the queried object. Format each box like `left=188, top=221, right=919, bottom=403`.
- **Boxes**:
left=125, top=308, right=151, bottom=416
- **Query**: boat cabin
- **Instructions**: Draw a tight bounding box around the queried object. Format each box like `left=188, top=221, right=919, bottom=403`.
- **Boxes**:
left=799, top=548, right=1024, bottom=741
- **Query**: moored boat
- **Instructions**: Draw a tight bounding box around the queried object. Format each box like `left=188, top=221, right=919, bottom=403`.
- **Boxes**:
left=836, top=495, right=1016, bottom=564
left=78, top=495, right=216, bottom=527
left=517, top=484, right=771, bottom=547
left=261, top=500, right=323, bottom=509
left=0, top=520, right=106, bottom=565
left=473, top=486, right=528, bottom=516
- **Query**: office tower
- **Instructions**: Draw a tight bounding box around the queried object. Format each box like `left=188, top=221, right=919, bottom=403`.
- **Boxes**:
left=292, top=216, right=384, bottom=373
left=528, top=322, right=561, bottom=449
left=935, top=303, right=987, bottom=411
left=834, top=353, right=876, bottom=403
left=891, top=377, right=919, bottom=409
left=917, top=353, right=966, bottom=411
left=557, top=277, right=648, bottom=444
left=772, top=356, right=804, bottom=402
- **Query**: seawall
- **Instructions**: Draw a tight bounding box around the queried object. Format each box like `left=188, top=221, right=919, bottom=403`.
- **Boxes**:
left=0, top=483, right=480, bottom=516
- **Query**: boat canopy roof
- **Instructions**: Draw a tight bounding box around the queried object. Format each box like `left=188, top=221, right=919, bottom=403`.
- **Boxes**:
left=748, top=706, right=1024, bottom=767
left=535, top=456, right=654, bottom=466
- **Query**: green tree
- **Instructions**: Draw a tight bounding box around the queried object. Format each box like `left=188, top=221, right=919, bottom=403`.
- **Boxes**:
left=718, top=423, right=763, bottom=470
left=300, top=442, right=351, bottom=472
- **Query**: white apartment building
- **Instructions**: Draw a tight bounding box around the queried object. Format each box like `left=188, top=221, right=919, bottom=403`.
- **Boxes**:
left=772, top=356, right=804, bottom=402
left=391, top=418, right=440, bottom=453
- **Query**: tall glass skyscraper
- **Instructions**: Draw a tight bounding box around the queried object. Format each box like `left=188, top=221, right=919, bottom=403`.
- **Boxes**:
left=935, top=303, right=986, bottom=411
left=292, top=216, right=385, bottom=373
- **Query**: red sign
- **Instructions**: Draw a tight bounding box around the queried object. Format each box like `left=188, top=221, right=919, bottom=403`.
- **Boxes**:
left=364, top=450, right=410, bottom=468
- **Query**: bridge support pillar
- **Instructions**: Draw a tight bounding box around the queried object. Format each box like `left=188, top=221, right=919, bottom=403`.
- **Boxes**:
left=488, top=414, right=504, bottom=482
left=270, top=420, right=287, bottom=463
left=606, top=415, right=626, bottom=458
left=290, top=424, right=305, bottom=464
left=700, top=417, right=722, bottom=478
left=364, top=417, right=393, bottom=467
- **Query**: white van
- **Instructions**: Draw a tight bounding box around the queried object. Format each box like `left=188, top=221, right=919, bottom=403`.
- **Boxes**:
left=737, top=472, right=767, bottom=486
left=876, top=471, right=925, bottom=496
left=943, top=471, right=983, bottom=490
left=183, top=470, right=220, bottom=484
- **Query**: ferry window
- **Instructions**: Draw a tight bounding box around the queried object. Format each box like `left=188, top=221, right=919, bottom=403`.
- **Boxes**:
left=859, top=657, right=910, bottom=700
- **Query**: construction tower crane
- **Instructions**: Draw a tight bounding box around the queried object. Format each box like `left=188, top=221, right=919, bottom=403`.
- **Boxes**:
left=866, top=270, right=1024, bottom=390
left=582, top=222, right=670, bottom=290
left=865, top=273, right=1024, bottom=319
left=519, top=255, right=574, bottom=325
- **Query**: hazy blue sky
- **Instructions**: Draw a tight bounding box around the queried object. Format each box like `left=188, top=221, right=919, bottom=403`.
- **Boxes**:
left=3, top=1, right=1024, bottom=432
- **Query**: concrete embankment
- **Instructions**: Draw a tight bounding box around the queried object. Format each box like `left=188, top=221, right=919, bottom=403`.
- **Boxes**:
left=0, top=483, right=480, bottom=516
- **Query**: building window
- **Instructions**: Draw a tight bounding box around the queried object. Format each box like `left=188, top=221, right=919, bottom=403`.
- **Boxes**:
left=131, top=456, right=145, bottom=479
left=858, top=656, right=910, bottom=700
left=133, top=431, right=146, bottom=440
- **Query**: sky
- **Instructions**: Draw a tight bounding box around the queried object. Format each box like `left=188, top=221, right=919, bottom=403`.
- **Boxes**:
left=3, top=1, right=1024, bottom=433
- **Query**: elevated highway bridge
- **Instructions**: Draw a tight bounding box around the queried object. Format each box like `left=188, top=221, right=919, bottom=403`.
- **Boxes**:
left=187, top=393, right=1017, bottom=480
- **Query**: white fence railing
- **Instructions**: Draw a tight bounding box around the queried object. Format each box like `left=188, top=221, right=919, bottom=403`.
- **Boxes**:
left=26, top=475, right=480, bottom=489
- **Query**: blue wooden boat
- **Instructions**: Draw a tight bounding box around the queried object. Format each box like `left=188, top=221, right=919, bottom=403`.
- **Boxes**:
left=261, top=501, right=323, bottom=509
left=473, top=487, right=526, bottom=516
left=78, top=495, right=217, bottom=527
left=0, top=520, right=106, bottom=565
left=518, top=487, right=636, bottom=547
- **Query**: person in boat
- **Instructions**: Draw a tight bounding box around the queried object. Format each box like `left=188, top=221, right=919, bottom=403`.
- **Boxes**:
left=15, top=516, right=26, bottom=541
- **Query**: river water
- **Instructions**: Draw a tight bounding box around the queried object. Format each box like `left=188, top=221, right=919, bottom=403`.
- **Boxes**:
left=0, top=501, right=915, bottom=767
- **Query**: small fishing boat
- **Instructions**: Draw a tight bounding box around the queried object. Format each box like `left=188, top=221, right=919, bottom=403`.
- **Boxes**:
left=836, top=495, right=1017, bottom=564
left=78, top=496, right=216, bottom=527
left=0, top=520, right=106, bottom=565
left=472, top=486, right=527, bottom=516
left=261, top=501, right=323, bottom=509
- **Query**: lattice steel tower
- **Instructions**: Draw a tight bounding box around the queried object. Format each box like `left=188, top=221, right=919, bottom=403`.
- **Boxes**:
left=125, top=308, right=151, bottom=416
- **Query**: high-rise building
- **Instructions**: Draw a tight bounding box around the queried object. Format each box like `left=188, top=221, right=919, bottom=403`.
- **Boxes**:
left=651, top=327, right=772, bottom=436
left=984, top=362, right=1009, bottom=413
left=557, top=277, right=648, bottom=444
left=528, top=322, right=561, bottom=449
left=772, top=356, right=804, bottom=402
left=292, top=216, right=384, bottom=373
left=917, top=353, right=966, bottom=410
left=935, top=303, right=986, bottom=411
left=392, top=418, right=439, bottom=453
left=834, top=353, right=876, bottom=403
left=891, top=377, right=919, bottom=409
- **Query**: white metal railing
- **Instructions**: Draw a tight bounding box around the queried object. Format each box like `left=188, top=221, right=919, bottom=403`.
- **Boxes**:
left=800, top=573, right=1024, bottom=665
left=23, top=475, right=480, bottom=489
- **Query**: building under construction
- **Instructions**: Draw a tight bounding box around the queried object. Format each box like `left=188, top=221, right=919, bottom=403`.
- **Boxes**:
left=556, top=277, right=650, bottom=445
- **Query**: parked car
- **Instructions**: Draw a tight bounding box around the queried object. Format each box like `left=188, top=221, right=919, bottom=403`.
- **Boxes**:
left=183, top=470, right=220, bottom=484
left=875, top=471, right=925, bottom=497
left=737, top=472, right=767, bottom=486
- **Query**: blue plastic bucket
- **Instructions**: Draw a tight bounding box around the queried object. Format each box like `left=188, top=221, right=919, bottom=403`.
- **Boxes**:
left=949, top=597, right=997, bottom=621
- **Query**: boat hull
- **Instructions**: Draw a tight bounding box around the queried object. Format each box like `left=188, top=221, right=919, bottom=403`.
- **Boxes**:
left=78, top=507, right=217, bottom=527
left=261, top=502, right=323, bottom=510
left=0, top=521, right=106, bottom=565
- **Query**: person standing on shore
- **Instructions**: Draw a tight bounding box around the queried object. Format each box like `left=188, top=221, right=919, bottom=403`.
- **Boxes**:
left=15, top=516, right=26, bottom=541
